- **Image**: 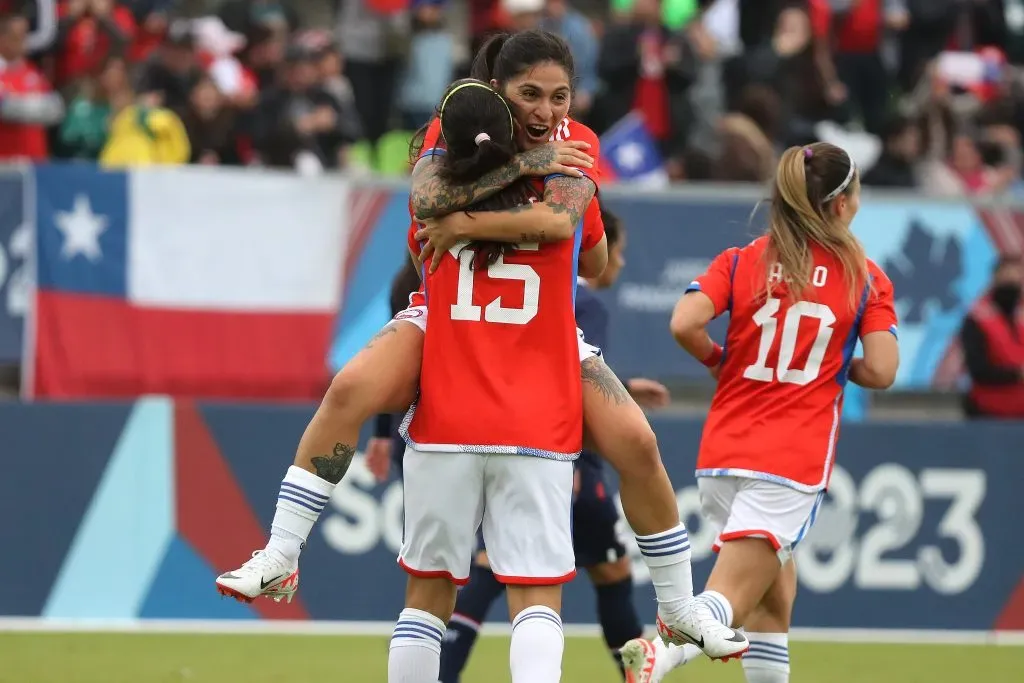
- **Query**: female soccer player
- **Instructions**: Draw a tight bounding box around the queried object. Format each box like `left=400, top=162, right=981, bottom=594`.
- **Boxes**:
left=218, top=30, right=746, bottom=661
left=436, top=208, right=675, bottom=683
left=621, top=142, right=900, bottom=683
left=389, top=76, right=595, bottom=683
left=408, top=30, right=743, bottom=658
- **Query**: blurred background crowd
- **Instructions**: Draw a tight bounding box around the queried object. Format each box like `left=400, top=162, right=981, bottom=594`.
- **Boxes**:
left=2, top=0, right=1024, bottom=192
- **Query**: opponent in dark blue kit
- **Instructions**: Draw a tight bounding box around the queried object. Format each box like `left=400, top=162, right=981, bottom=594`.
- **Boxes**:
left=429, top=209, right=674, bottom=682
left=364, top=257, right=423, bottom=484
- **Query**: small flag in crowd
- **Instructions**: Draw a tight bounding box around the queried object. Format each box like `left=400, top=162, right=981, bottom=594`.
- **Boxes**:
left=600, top=112, right=669, bottom=188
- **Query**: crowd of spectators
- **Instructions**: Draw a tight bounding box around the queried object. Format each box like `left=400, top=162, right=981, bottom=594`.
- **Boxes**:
left=1, top=0, right=1024, bottom=195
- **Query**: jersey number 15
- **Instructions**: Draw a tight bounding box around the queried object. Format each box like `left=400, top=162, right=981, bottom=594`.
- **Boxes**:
left=449, top=243, right=540, bottom=325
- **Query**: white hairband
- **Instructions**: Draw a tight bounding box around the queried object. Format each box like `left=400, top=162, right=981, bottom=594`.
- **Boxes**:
left=474, top=132, right=491, bottom=146
left=822, top=150, right=857, bottom=202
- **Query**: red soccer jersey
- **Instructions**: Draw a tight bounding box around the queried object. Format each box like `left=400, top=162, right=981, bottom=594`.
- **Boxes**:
left=690, top=236, right=898, bottom=491
left=403, top=232, right=585, bottom=458
left=0, top=61, right=52, bottom=161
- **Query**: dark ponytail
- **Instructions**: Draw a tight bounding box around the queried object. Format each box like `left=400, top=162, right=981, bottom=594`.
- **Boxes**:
left=469, top=33, right=510, bottom=81
left=435, top=79, right=536, bottom=268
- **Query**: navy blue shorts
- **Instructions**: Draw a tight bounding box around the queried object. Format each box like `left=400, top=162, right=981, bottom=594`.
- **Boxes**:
left=389, top=421, right=406, bottom=480
left=572, top=452, right=627, bottom=568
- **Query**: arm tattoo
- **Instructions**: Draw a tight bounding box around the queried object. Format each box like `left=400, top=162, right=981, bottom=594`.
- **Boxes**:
left=544, top=175, right=596, bottom=229
left=581, top=357, right=631, bottom=406
left=411, top=156, right=523, bottom=219
left=365, top=324, right=397, bottom=349
left=311, top=442, right=356, bottom=484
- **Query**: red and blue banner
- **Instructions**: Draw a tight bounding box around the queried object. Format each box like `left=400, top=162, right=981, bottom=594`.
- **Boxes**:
left=9, top=166, right=1024, bottom=404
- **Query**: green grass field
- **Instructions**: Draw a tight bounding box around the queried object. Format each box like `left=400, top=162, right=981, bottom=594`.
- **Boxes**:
left=0, top=633, right=1021, bottom=683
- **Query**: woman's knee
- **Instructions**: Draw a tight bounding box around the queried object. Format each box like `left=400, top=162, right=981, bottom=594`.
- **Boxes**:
left=322, top=365, right=371, bottom=417
left=593, top=409, right=660, bottom=475
left=322, top=327, right=420, bottom=417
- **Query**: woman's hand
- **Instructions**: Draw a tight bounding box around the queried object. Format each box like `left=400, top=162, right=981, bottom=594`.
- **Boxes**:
left=626, top=377, right=671, bottom=409
left=516, top=140, right=594, bottom=178
left=365, top=437, right=393, bottom=483
left=415, top=213, right=468, bottom=272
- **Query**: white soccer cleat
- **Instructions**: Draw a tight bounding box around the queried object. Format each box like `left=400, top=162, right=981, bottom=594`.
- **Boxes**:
left=656, top=602, right=748, bottom=661
left=215, top=550, right=299, bottom=604
left=620, top=638, right=659, bottom=683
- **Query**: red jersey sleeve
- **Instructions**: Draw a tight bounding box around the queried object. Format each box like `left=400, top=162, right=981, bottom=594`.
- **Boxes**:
left=686, top=247, right=740, bottom=318
left=860, top=259, right=899, bottom=338
left=417, top=117, right=444, bottom=160
left=546, top=118, right=601, bottom=190
left=407, top=220, right=422, bottom=258
left=580, top=200, right=605, bottom=252
left=409, top=282, right=426, bottom=307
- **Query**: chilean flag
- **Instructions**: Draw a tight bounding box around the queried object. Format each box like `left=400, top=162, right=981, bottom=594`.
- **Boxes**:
left=599, top=112, right=669, bottom=187
left=27, top=165, right=347, bottom=400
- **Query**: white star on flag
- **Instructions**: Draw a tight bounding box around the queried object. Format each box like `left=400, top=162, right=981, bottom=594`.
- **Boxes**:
left=54, top=194, right=108, bottom=262
left=615, top=142, right=645, bottom=172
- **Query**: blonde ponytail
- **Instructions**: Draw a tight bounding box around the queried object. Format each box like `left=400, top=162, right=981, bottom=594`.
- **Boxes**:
left=765, top=142, right=869, bottom=309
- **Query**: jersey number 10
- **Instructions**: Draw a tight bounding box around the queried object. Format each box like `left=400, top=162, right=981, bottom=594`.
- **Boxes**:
left=744, top=298, right=837, bottom=386
left=449, top=243, right=540, bottom=325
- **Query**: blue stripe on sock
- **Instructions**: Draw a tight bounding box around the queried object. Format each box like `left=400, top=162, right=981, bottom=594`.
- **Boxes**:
left=743, top=652, right=790, bottom=665
left=698, top=595, right=727, bottom=625
left=278, top=487, right=329, bottom=508
left=393, top=625, right=443, bottom=643
left=278, top=493, right=325, bottom=513
left=391, top=633, right=441, bottom=645
left=635, top=529, right=688, bottom=548
left=392, top=628, right=442, bottom=644
left=515, top=611, right=562, bottom=631
left=748, top=642, right=788, bottom=655
left=397, top=618, right=444, bottom=640
left=635, top=535, right=690, bottom=552
left=281, top=481, right=330, bottom=502
left=638, top=543, right=691, bottom=558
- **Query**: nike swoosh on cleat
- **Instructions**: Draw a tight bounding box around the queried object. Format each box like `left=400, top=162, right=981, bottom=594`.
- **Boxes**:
left=681, top=633, right=704, bottom=649
left=261, top=574, right=285, bottom=589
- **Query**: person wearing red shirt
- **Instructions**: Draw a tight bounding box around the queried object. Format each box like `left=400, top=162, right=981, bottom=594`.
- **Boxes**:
left=808, top=0, right=898, bottom=135
left=961, top=254, right=1024, bottom=419
left=0, top=13, right=63, bottom=160
left=395, top=80, right=605, bottom=682
left=216, top=28, right=748, bottom=671
left=54, top=0, right=135, bottom=88
left=622, top=142, right=899, bottom=683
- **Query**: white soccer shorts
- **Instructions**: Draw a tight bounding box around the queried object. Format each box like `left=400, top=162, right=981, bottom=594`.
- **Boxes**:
left=398, top=448, right=576, bottom=585
left=698, top=475, right=825, bottom=564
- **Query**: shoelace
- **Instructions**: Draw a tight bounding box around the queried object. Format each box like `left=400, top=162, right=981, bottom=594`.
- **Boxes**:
left=242, top=550, right=283, bottom=574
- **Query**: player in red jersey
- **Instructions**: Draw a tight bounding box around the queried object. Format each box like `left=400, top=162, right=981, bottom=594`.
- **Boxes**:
left=218, top=31, right=748, bottom=663
left=388, top=78, right=601, bottom=683
left=621, top=142, right=900, bottom=683
left=410, top=30, right=746, bottom=661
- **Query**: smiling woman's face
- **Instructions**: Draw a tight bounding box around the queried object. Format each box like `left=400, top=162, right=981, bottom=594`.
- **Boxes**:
left=494, top=61, right=571, bottom=150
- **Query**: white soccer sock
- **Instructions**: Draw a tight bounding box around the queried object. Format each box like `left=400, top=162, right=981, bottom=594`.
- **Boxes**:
left=266, top=466, right=335, bottom=562
left=634, top=524, right=694, bottom=614
left=652, top=639, right=702, bottom=680
left=388, top=608, right=446, bottom=683
left=510, top=606, right=564, bottom=683
left=695, top=590, right=735, bottom=627
left=742, top=632, right=790, bottom=683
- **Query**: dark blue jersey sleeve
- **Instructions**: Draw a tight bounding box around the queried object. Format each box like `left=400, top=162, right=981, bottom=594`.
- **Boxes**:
left=574, top=286, right=610, bottom=352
